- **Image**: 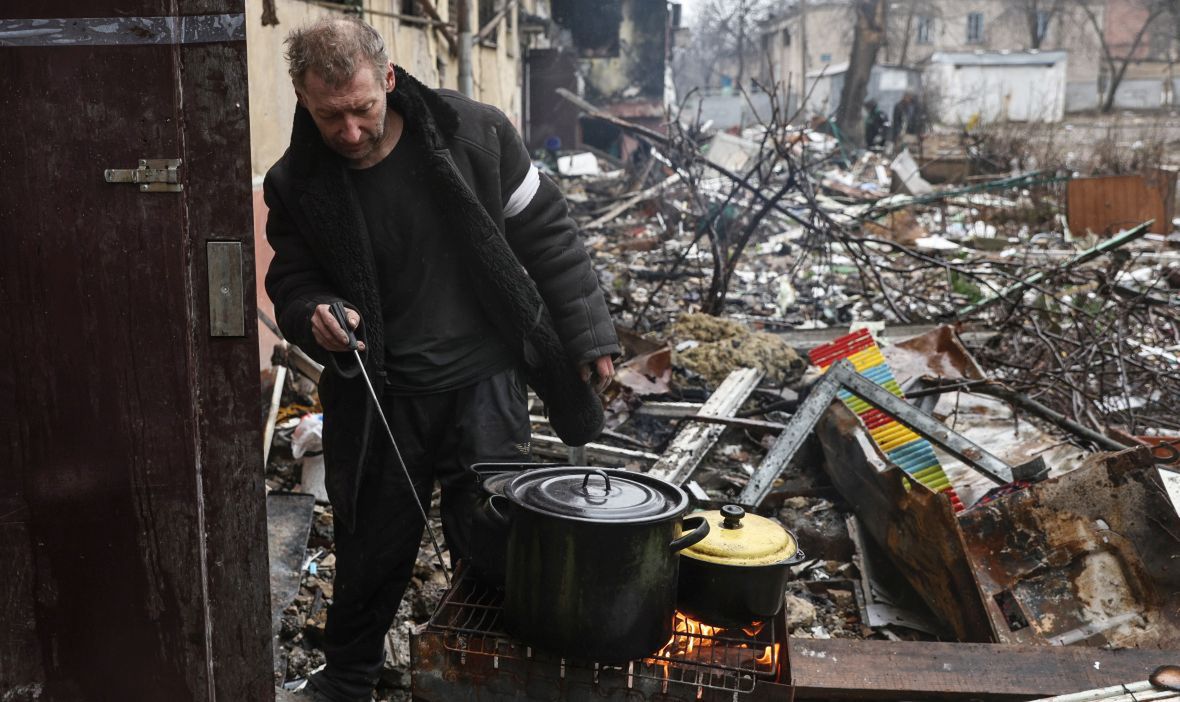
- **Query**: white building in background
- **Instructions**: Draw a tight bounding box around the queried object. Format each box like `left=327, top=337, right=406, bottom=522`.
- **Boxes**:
left=925, top=51, right=1068, bottom=124
left=803, top=63, right=923, bottom=119
left=760, top=0, right=1105, bottom=122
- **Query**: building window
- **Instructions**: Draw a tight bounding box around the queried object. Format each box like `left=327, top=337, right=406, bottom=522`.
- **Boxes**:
left=966, top=12, right=984, bottom=44
left=916, top=15, right=932, bottom=45
left=479, top=0, right=497, bottom=30
left=782, top=27, right=791, bottom=47
left=401, top=0, right=420, bottom=15
left=1034, top=10, right=1050, bottom=44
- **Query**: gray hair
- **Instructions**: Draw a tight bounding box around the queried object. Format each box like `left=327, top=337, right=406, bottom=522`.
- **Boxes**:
left=284, top=16, right=389, bottom=89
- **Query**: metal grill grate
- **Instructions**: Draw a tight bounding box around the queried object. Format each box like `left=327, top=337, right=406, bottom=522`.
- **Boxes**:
left=424, top=567, right=783, bottom=696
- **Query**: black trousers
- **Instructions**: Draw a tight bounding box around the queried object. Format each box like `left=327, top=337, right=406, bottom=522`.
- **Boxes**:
left=311, top=368, right=530, bottom=702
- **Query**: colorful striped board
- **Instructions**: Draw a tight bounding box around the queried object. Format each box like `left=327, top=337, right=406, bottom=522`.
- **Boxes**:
left=809, top=329, right=964, bottom=512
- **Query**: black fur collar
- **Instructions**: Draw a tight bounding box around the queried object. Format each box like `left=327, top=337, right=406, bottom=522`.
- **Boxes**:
left=287, top=65, right=461, bottom=178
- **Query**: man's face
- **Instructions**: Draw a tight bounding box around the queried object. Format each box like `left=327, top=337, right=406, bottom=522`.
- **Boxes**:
left=297, top=61, right=394, bottom=162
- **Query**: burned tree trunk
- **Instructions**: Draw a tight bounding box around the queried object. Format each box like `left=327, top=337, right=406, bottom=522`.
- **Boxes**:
left=835, top=0, right=888, bottom=146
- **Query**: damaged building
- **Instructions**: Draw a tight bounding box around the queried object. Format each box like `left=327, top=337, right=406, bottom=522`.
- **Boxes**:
left=526, top=0, right=672, bottom=159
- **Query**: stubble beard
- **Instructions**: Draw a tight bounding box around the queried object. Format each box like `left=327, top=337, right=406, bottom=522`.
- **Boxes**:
left=333, top=102, right=387, bottom=163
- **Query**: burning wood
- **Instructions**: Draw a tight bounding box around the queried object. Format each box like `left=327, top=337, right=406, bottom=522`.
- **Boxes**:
left=644, top=612, right=781, bottom=682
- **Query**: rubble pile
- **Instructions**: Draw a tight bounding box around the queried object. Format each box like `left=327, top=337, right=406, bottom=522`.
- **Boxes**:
left=550, top=102, right=1180, bottom=444
left=262, top=102, right=1180, bottom=697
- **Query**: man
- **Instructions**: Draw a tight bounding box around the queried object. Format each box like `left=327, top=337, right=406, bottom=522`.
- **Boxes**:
left=891, top=91, right=927, bottom=156
left=265, top=17, right=619, bottom=702
left=863, top=98, right=888, bottom=150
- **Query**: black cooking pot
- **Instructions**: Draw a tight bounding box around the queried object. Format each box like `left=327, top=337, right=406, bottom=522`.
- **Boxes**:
left=496, top=467, right=709, bottom=663
left=677, top=505, right=804, bottom=629
left=467, top=463, right=564, bottom=588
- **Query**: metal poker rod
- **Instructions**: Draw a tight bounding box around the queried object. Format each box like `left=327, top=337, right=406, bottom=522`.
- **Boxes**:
left=329, top=302, right=451, bottom=587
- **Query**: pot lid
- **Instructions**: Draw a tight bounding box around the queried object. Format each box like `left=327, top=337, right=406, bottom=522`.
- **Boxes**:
left=505, top=467, right=688, bottom=523
left=479, top=471, right=516, bottom=496
left=682, top=505, right=798, bottom=566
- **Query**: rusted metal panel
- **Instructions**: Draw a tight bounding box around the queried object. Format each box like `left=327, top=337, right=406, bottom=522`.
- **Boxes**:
left=0, top=2, right=269, bottom=700
left=814, top=403, right=996, bottom=643
left=957, top=447, right=1180, bottom=648
left=817, top=394, right=1180, bottom=649
left=1066, top=169, right=1177, bottom=236
left=791, top=638, right=1180, bottom=700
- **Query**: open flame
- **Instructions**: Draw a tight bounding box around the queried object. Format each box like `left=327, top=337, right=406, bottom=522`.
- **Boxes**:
left=644, top=611, right=780, bottom=677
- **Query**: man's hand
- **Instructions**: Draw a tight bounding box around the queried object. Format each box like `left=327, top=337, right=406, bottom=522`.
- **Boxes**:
left=312, top=303, right=366, bottom=352
left=580, top=355, right=615, bottom=393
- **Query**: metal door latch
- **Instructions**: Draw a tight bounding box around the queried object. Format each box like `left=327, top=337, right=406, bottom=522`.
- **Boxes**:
left=104, top=159, right=183, bottom=192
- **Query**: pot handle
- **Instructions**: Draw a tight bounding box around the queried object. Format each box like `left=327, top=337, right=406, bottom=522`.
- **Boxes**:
left=487, top=494, right=511, bottom=527
left=669, top=515, right=710, bottom=552
left=581, top=469, right=611, bottom=494
left=786, top=548, right=806, bottom=565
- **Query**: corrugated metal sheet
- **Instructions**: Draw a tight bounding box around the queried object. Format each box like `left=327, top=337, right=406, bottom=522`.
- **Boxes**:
left=1067, top=169, right=1177, bottom=236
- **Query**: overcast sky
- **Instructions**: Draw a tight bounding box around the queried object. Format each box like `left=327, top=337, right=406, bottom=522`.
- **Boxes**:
left=679, top=0, right=704, bottom=23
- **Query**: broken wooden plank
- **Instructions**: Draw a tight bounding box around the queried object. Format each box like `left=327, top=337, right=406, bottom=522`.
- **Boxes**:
left=584, top=174, right=680, bottom=230
left=635, top=401, right=704, bottom=418
left=475, top=0, right=520, bottom=41
left=272, top=340, right=324, bottom=384
left=414, top=0, right=459, bottom=55
left=738, top=369, right=843, bottom=508
left=530, top=434, right=659, bottom=467
left=262, top=364, right=287, bottom=467
left=790, top=637, right=1180, bottom=700
left=648, top=367, right=763, bottom=485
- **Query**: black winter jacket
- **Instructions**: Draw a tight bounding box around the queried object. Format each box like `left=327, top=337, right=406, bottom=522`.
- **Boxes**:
left=264, top=67, right=619, bottom=530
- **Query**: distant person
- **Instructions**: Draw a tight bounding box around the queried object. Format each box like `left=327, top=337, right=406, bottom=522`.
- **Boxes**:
left=863, top=98, right=889, bottom=150
left=892, top=91, right=927, bottom=156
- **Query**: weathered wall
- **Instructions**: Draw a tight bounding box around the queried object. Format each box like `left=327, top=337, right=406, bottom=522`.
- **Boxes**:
left=761, top=0, right=1106, bottom=118
left=927, top=54, right=1068, bottom=123
left=582, top=0, right=667, bottom=100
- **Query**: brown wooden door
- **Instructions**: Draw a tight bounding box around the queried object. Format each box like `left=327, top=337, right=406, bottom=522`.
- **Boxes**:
left=0, top=3, right=272, bottom=700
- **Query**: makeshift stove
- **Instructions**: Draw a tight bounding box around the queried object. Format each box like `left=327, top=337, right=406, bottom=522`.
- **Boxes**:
left=411, top=567, right=794, bottom=701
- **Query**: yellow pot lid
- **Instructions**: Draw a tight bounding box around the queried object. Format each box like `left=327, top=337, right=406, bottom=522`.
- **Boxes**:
left=682, top=505, right=798, bottom=566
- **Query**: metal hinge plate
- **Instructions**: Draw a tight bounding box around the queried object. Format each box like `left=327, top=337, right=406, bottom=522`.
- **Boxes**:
left=104, top=158, right=183, bottom=192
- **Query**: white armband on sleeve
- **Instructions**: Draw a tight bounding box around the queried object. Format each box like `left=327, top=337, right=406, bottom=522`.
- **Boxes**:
left=503, top=164, right=540, bottom=219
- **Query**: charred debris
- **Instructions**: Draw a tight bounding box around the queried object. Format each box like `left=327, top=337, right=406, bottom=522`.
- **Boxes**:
left=261, top=87, right=1180, bottom=700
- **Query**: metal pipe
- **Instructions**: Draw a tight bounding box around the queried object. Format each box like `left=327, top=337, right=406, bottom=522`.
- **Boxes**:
left=456, top=0, right=474, bottom=96
left=955, top=221, right=1153, bottom=319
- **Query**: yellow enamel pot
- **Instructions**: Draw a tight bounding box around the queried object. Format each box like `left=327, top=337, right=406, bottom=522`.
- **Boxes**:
left=676, top=505, right=804, bottom=628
